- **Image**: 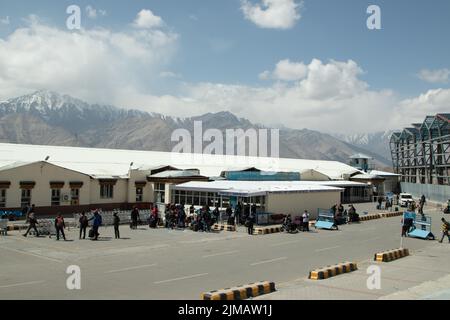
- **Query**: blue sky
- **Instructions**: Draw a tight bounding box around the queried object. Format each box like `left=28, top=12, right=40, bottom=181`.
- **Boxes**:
left=0, top=0, right=449, bottom=133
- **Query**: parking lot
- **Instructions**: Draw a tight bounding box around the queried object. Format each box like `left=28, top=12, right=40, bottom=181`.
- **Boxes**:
left=0, top=204, right=447, bottom=300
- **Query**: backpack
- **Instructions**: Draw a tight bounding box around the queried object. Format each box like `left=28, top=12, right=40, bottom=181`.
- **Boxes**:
left=56, top=216, right=64, bottom=227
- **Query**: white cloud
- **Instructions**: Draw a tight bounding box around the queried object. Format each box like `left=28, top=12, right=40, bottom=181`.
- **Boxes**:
left=189, top=14, right=199, bottom=21
left=160, top=71, right=182, bottom=79
left=133, top=9, right=164, bottom=29
left=86, top=6, right=107, bottom=19
left=241, top=0, right=303, bottom=29
left=417, top=68, right=450, bottom=84
left=261, top=59, right=307, bottom=81
left=0, top=15, right=177, bottom=104
left=0, top=17, right=447, bottom=134
left=259, top=70, right=271, bottom=80
left=274, top=59, right=307, bottom=81
left=392, top=88, right=450, bottom=127
left=0, top=16, right=10, bottom=25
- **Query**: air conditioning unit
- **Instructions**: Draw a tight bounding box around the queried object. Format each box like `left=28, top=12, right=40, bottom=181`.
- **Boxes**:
left=61, top=194, right=70, bottom=202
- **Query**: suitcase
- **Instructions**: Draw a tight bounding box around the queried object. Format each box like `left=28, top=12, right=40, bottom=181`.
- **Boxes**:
left=88, top=228, right=95, bottom=238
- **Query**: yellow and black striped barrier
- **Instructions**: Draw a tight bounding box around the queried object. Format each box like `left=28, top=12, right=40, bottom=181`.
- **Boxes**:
left=7, top=225, right=25, bottom=231
left=253, top=226, right=282, bottom=235
left=213, top=224, right=236, bottom=232
left=374, top=248, right=409, bottom=262
left=359, top=214, right=381, bottom=221
left=309, top=262, right=358, bottom=280
left=202, top=281, right=276, bottom=300
left=379, top=211, right=403, bottom=218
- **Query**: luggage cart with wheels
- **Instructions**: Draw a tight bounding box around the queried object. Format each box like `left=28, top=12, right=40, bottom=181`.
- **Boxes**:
left=407, top=214, right=435, bottom=240
left=315, top=209, right=338, bottom=230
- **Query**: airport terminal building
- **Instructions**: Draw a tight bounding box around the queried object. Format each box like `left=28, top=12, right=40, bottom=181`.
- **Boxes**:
left=390, top=113, right=450, bottom=203
left=0, top=143, right=374, bottom=217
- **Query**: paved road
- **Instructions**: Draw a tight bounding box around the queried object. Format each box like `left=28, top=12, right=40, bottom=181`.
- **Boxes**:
left=0, top=205, right=446, bottom=300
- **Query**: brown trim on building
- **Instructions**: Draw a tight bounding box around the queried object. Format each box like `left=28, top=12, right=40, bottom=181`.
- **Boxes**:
left=50, top=181, right=65, bottom=189
left=0, top=181, right=11, bottom=189
left=69, top=181, right=84, bottom=188
left=99, top=179, right=117, bottom=185
left=135, top=181, right=147, bottom=188
left=20, top=181, right=36, bottom=189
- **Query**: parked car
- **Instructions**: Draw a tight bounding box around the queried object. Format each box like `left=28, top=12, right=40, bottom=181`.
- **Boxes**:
left=399, top=193, right=414, bottom=207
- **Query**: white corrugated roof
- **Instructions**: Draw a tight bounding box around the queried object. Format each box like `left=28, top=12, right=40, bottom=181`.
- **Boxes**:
left=172, top=180, right=344, bottom=194
left=0, top=143, right=361, bottom=179
left=369, top=170, right=400, bottom=177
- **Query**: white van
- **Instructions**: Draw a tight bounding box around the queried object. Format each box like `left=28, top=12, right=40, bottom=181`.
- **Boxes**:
left=399, top=193, right=414, bottom=207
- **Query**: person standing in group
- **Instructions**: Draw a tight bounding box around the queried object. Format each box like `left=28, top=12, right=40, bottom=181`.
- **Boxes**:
left=131, top=206, right=140, bottom=229
left=89, top=210, right=102, bottom=241
left=302, top=210, right=310, bottom=232
left=439, top=218, right=450, bottom=243
left=113, top=212, right=120, bottom=239
left=178, top=204, right=186, bottom=228
left=54, top=213, right=66, bottom=241
left=246, top=211, right=255, bottom=235
left=79, top=212, right=89, bottom=240
left=235, top=202, right=242, bottom=225
left=23, top=205, right=39, bottom=237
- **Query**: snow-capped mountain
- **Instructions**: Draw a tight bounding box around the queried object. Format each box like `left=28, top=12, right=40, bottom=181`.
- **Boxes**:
left=0, top=90, right=151, bottom=132
left=0, top=91, right=392, bottom=167
left=334, top=131, right=395, bottom=161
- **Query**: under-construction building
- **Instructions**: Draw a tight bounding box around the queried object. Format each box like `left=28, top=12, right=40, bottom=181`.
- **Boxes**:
left=390, top=113, right=450, bottom=203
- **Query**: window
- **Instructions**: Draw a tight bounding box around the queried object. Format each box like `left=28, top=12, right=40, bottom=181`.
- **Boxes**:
left=71, top=188, right=80, bottom=205
left=0, top=189, right=6, bottom=208
left=21, top=189, right=31, bottom=207
left=51, top=189, right=61, bottom=206
left=136, top=187, right=143, bottom=202
left=100, top=184, right=114, bottom=199
left=154, top=183, right=165, bottom=203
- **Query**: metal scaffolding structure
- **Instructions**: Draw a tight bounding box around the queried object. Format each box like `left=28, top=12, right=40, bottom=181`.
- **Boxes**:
left=390, top=113, right=450, bottom=186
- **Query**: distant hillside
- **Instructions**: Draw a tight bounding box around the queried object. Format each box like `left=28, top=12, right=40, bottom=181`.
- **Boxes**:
left=0, top=90, right=392, bottom=167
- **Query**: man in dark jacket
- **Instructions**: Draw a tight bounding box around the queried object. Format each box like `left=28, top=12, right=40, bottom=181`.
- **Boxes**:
left=246, top=212, right=255, bottom=235
left=113, top=212, right=120, bottom=239
left=23, top=207, right=39, bottom=237
left=79, top=212, right=89, bottom=239
left=131, top=206, right=140, bottom=229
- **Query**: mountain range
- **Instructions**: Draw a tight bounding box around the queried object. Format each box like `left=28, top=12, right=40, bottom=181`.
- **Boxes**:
left=0, top=91, right=394, bottom=169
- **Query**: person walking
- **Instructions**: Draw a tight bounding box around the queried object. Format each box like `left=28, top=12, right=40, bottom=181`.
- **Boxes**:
left=113, top=212, right=120, bottom=239
left=23, top=206, right=39, bottom=237
left=54, top=213, right=66, bottom=241
left=439, top=218, right=450, bottom=243
left=302, top=210, right=310, bottom=232
left=79, top=212, right=88, bottom=239
left=246, top=212, right=255, bottom=235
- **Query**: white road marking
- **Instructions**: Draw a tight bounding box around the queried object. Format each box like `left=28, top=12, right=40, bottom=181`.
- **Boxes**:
left=0, top=280, right=46, bottom=289
left=250, top=257, right=287, bottom=266
left=202, top=250, right=239, bottom=258
left=360, top=237, right=382, bottom=242
left=105, top=264, right=157, bottom=274
left=315, top=246, right=340, bottom=252
left=0, top=246, right=63, bottom=263
left=270, top=240, right=300, bottom=247
left=154, top=273, right=209, bottom=284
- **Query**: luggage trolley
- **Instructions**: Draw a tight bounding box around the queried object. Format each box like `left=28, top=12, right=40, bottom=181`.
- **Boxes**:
left=315, top=209, right=338, bottom=230
left=407, top=214, right=435, bottom=240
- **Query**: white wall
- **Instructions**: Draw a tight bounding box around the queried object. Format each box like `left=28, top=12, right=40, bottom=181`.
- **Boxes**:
left=0, top=162, right=91, bottom=208
left=267, top=191, right=342, bottom=219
